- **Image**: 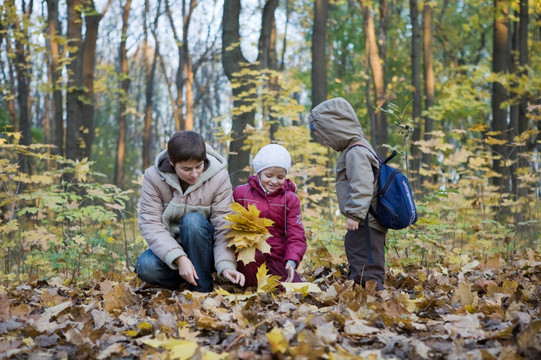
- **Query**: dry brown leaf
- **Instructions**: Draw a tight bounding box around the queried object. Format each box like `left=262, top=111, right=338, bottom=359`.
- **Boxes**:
left=101, top=281, right=140, bottom=314
left=451, top=281, right=479, bottom=307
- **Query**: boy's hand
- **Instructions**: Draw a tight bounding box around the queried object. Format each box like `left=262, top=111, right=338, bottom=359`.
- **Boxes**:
left=346, top=218, right=359, bottom=231
left=222, top=268, right=245, bottom=287
left=175, top=256, right=199, bottom=286
left=285, top=260, right=296, bottom=282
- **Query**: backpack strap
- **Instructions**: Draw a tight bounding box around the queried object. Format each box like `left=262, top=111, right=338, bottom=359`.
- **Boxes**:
left=349, top=142, right=397, bottom=165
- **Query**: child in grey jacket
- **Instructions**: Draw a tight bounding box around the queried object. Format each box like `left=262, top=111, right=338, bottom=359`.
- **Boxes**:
left=308, top=98, right=387, bottom=291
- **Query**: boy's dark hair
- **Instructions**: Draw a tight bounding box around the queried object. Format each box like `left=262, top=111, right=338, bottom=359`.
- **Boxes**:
left=167, top=131, right=206, bottom=164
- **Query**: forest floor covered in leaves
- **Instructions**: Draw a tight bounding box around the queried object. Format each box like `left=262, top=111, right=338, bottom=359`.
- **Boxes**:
left=1, top=250, right=540, bottom=360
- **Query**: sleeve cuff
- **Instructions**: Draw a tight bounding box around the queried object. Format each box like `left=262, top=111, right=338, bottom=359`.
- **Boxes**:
left=215, top=260, right=236, bottom=279
left=164, top=248, right=187, bottom=269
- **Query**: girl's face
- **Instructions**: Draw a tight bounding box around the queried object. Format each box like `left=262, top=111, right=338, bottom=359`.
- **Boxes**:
left=171, top=159, right=204, bottom=184
left=259, top=167, right=287, bottom=193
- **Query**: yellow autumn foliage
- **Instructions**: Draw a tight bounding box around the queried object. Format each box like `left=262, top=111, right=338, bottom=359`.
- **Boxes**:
left=225, top=202, right=274, bottom=264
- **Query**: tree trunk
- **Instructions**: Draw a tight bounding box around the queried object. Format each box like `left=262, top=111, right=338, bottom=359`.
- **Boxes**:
left=360, top=0, right=387, bottom=154
left=65, top=0, right=85, bottom=163
left=422, top=0, right=435, bottom=188
left=66, top=0, right=109, bottom=164
left=46, top=0, right=64, bottom=156
left=182, top=0, right=197, bottom=130
left=222, top=0, right=256, bottom=187
left=518, top=0, right=529, bottom=148
left=491, top=0, right=509, bottom=190
left=257, top=0, right=278, bottom=138
left=80, top=0, right=103, bottom=161
left=165, top=0, right=195, bottom=131
left=114, top=0, right=132, bottom=187
left=311, top=0, right=329, bottom=109
left=0, top=4, right=19, bottom=132
left=142, top=0, right=159, bottom=171
left=409, top=0, right=421, bottom=191
left=11, top=1, right=31, bottom=142
left=12, top=0, right=33, bottom=174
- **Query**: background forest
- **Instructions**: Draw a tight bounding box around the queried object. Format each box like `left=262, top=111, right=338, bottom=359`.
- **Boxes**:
left=0, top=0, right=540, bottom=358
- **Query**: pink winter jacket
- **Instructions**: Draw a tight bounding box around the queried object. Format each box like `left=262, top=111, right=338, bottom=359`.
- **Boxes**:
left=233, top=175, right=307, bottom=265
left=138, top=145, right=237, bottom=277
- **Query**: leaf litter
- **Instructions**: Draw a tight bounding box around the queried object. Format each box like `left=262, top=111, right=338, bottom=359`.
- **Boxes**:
left=0, top=251, right=540, bottom=359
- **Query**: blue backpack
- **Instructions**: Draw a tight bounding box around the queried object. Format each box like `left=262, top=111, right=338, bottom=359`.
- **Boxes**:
left=349, top=144, right=418, bottom=230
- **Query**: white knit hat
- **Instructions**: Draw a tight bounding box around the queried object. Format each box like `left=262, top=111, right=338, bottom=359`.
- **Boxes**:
left=253, top=144, right=291, bottom=174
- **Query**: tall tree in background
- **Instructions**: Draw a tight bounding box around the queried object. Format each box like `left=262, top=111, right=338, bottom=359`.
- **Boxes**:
left=311, top=0, right=329, bottom=109
left=142, top=0, right=160, bottom=171
left=8, top=0, right=33, bottom=174
left=65, top=0, right=110, bottom=163
left=509, top=0, right=529, bottom=223
left=46, top=0, right=64, bottom=155
left=517, top=0, right=528, bottom=145
left=13, top=0, right=32, bottom=147
left=491, top=0, right=509, bottom=189
left=421, top=0, right=435, bottom=189
left=259, top=0, right=279, bottom=139
left=223, top=0, right=256, bottom=187
left=165, top=0, right=197, bottom=131
left=409, top=0, right=421, bottom=190
left=360, top=0, right=388, bottom=155
left=222, top=0, right=278, bottom=187
left=114, top=0, right=132, bottom=187
left=65, top=0, right=83, bottom=162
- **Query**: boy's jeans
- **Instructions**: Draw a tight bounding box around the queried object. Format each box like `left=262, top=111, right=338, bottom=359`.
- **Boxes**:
left=135, top=213, right=215, bottom=292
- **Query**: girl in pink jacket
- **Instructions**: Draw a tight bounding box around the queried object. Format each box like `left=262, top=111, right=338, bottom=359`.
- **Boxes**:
left=233, top=144, right=307, bottom=287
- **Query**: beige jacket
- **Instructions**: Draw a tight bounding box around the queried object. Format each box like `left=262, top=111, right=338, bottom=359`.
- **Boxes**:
left=138, top=144, right=236, bottom=277
left=308, top=97, right=387, bottom=233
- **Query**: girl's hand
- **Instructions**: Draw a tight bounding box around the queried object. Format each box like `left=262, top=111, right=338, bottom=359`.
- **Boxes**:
left=285, top=260, right=296, bottom=282
left=176, top=256, right=199, bottom=286
left=222, top=268, right=246, bottom=287
left=346, top=218, right=359, bottom=231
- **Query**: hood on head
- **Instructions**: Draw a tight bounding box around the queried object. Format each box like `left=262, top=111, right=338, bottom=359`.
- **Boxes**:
left=307, top=97, right=365, bottom=151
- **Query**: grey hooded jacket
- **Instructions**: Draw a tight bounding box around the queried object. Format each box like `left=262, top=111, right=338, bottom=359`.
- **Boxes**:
left=138, top=144, right=236, bottom=277
left=308, top=97, right=387, bottom=233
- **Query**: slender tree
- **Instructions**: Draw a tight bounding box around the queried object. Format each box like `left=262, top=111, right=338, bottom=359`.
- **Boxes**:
left=491, top=0, right=509, bottom=189
left=11, top=0, right=32, bottom=148
left=46, top=0, right=64, bottom=155
left=142, top=0, right=161, bottom=171
left=65, top=0, right=110, bottom=163
left=114, top=0, right=132, bottom=187
left=422, top=0, right=435, bottom=188
left=409, top=0, right=422, bottom=190
left=0, top=4, right=18, bottom=131
left=65, top=0, right=84, bottom=162
left=165, top=0, right=197, bottom=131
left=311, top=0, right=329, bottom=109
left=360, top=0, right=388, bottom=154
left=258, top=0, right=279, bottom=138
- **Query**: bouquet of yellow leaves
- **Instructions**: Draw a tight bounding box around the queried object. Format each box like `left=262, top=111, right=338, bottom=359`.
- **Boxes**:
left=225, top=202, right=274, bottom=265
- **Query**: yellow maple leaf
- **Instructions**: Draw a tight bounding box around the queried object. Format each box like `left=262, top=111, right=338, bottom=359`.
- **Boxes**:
left=485, top=136, right=507, bottom=145
left=256, top=264, right=281, bottom=293
left=140, top=336, right=227, bottom=360
left=267, top=327, right=289, bottom=354
left=468, top=123, right=488, bottom=132
left=225, top=202, right=274, bottom=264
left=282, top=282, right=322, bottom=297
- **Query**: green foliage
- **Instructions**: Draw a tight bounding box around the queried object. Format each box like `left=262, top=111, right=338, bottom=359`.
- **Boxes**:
left=0, top=132, right=146, bottom=284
